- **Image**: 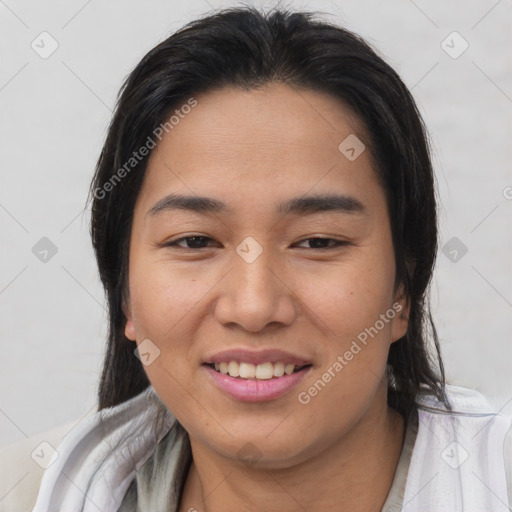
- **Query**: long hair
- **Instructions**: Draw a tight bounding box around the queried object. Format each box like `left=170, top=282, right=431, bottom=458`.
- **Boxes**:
left=87, top=6, right=448, bottom=418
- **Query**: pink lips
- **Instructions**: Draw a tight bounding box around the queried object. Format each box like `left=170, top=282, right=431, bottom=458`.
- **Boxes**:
left=203, top=365, right=311, bottom=402
left=202, top=348, right=312, bottom=402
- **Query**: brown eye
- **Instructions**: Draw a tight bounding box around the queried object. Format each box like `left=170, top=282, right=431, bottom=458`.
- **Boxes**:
left=295, top=238, right=349, bottom=250
left=165, top=236, right=217, bottom=249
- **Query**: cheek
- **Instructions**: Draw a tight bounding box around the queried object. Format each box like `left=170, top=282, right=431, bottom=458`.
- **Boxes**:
left=294, top=263, right=396, bottom=436
left=300, top=252, right=395, bottom=339
left=127, top=263, right=209, bottom=411
left=126, top=259, right=220, bottom=398
left=128, top=257, right=212, bottom=340
left=294, top=248, right=396, bottom=409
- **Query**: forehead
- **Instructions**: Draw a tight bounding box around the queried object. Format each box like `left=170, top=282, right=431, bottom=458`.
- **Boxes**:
left=155, top=83, right=367, bottom=163
left=136, top=83, right=383, bottom=219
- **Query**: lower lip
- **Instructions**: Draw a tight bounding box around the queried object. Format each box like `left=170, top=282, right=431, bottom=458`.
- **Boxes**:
left=203, top=365, right=311, bottom=402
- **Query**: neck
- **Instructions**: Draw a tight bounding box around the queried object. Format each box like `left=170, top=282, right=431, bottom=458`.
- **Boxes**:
left=179, top=387, right=405, bottom=512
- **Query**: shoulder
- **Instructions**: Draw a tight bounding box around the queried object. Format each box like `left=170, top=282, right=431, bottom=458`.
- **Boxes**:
left=416, top=383, right=496, bottom=410
left=414, top=384, right=512, bottom=449
left=403, top=384, right=512, bottom=510
left=118, top=421, right=191, bottom=511
left=28, top=386, right=177, bottom=512
left=0, top=421, right=76, bottom=512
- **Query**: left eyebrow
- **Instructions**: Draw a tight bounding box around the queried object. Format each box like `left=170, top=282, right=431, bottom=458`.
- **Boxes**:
left=146, top=193, right=368, bottom=218
left=276, top=194, right=368, bottom=217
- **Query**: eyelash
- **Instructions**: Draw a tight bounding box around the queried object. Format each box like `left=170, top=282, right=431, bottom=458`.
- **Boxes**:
left=162, top=236, right=350, bottom=251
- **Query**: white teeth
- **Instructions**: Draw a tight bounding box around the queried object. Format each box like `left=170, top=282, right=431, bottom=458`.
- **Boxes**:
left=211, top=361, right=304, bottom=379
left=273, top=362, right=285, bottom=377
left=228, top=360, right=239, bottom=377
left=255, top=362, right=274, bottom=380
left=239, top=362, right=256, bottom=379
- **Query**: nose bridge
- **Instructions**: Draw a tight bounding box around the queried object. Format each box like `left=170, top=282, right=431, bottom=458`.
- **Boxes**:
left=234, top=241, right=281, bottom=309
left=214, top=237, right=296, bottom=331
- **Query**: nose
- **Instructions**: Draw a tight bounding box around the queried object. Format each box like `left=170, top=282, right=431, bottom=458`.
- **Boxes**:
left=214, top=244, right=297, bottom=333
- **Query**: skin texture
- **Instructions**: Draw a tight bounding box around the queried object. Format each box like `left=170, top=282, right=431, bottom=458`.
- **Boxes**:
left=124, top=83, right=409, bottom=512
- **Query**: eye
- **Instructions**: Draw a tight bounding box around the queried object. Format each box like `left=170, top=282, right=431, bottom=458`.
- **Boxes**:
left=164, top=236, right=219, bottom=250
left=160, top=236, right=350, bottom=251
left=294, top=237, right=350, bottom=250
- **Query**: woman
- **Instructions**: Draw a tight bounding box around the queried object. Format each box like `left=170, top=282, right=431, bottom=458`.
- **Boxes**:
left=31, top=6, right=512, bottom=512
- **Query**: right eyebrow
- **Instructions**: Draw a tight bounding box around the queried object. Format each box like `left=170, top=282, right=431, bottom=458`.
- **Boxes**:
left=146, top=194, right=233, bottom=218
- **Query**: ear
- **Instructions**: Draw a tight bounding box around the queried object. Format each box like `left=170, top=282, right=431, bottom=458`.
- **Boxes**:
left=122, top=296, right=137, bottom=342
left=390, top=284, right=410, bottom=344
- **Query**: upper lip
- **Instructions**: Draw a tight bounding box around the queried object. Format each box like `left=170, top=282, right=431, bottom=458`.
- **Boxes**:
left=204, top=348, right=312, bottom=366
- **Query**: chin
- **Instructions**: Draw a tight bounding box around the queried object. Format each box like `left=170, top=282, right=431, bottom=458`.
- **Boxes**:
left=196, top=426, right=321, bottom=470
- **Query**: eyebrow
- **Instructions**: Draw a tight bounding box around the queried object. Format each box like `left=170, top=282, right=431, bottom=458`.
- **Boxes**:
left=146, top=193, right=367, bottom=218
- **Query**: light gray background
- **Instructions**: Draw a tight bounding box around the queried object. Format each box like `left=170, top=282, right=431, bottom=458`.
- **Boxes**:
left=1, top=0, right=511, bottom=448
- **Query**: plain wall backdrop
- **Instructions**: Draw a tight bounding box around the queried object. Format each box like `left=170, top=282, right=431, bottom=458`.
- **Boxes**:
left=1, top=0, right=511, bottom=448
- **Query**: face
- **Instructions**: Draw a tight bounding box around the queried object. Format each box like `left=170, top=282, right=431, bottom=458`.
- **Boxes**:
left=124, top=83, right=408, bottom=468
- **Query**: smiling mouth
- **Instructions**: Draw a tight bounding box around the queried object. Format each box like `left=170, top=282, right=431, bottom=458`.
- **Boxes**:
left=204, top=361, right=312, bottom=380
